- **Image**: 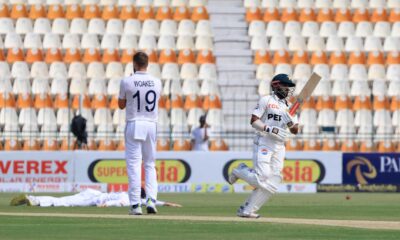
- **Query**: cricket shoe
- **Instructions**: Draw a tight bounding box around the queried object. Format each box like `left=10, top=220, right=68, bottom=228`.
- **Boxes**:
left=146, top=198, right=158, bottom=214
left=10, top=194, right=28, bottom=206
left=236, top=206, right=260, bottom=219
left=228, top=163, right=248, bottom=184
left=129, top=204, right=143, bottom=215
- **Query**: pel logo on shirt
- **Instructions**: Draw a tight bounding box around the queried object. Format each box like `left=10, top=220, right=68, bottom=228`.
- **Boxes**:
left=267, top=113, right=282, bottom=121
left=0, top=160, right=68, bottom=174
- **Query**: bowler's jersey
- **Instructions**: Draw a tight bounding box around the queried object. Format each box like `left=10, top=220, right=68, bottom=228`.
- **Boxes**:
left=252, top=94, right=298, bottom=146
left=119, top=71, right=162, bottom=122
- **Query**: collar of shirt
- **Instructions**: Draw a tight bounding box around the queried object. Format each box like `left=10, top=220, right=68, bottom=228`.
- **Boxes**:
left=135, top=71, right=147, bottom=75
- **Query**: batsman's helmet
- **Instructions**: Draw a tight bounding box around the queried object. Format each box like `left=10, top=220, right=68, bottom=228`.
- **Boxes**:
left=270, top=74, right=295, bottom=99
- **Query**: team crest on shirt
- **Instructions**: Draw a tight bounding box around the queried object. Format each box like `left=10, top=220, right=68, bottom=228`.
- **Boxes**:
left=260, top=148, right=268, bottom=155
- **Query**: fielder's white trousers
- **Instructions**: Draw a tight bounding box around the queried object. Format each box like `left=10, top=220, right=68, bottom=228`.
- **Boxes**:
left=125, top=120, right=158, bottom=206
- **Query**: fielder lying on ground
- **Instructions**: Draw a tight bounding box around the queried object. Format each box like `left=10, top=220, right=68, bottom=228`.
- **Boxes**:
left=10, top=188, right=182, bottom=208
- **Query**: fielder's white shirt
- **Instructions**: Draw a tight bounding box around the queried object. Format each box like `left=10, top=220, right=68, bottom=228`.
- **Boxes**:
left=119, top=71, right=162, bottom=122
left=191, top=127, right=209, bottom=151
left=252, top=94, right=298, bottom=146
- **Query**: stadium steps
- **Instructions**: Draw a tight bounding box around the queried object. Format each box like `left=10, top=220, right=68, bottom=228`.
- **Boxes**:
left=209, top=0, right=258, bottom=150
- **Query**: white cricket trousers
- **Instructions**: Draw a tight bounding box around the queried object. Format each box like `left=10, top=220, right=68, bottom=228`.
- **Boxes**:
left=125, top=120, right=158, bottom=206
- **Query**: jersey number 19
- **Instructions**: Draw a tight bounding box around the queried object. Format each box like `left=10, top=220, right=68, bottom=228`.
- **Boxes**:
left=132, top=90, right=156, bottom=112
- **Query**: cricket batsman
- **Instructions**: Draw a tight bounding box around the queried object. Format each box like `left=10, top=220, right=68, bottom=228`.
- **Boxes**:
left=229, top=74, right=299, bottom=218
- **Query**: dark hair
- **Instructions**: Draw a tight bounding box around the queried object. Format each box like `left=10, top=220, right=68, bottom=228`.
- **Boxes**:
left=133, top=52, right=148, bottom=68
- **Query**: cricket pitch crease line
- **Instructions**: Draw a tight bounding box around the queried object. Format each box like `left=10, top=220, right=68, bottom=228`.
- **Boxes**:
left=1, top=212, right=400, bottom=230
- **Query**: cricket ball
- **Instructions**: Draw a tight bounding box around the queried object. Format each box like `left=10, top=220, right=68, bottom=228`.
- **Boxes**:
left=345, top=195, right=351, bottom=200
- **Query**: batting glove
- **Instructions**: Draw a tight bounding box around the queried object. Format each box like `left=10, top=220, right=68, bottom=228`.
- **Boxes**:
left=265, top=126, right=289, bottom=141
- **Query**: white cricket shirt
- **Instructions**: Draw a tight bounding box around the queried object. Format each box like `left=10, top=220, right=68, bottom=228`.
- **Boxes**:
left=119, top=71, right=162, bottom=122
left=191, top=127, right=209, bottom=151
left=252, top=94, right=298, bottom=146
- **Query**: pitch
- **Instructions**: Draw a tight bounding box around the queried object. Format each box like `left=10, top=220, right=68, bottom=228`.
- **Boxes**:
left=0, top=193, right=399, bottom=240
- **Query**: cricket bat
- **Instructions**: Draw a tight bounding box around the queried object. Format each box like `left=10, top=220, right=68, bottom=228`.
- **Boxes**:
left=288, top=72, right=322, bottom=116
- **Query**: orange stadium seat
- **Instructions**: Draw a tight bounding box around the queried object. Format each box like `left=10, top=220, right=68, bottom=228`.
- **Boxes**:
left=4, top=139, right=22, bottom=151
left=159, top=49, right=177, bottom=64
left=0, top=92, right=16, bottom=108
left=329, top=51, right=347, bottom=65
left=316, top=96, right=334, bottom=111
left=377, top=141, right=395, bottom=152
left=0, top=49, right=4, bottom=61
left=157, top=139, right=170, bottom=151
left=353, top=96, right=372, bottom=110
left=26, top=48, right=44, bottom=63
left=10, top=4, right=28, bottom=19
left=348, top=51, right=366, bottom=65
left=34, top=93, right=53, bottom=109
left=72, top=94, right=91, bottom=109
left=246, top=7, right=262, bottom=22
left=145, top=49, right=159, bottom=63
left=291, top=51, right=309, bottom=64
left=82, top=48, right=101, bottom=63
left=22, top=139, right=40, bottom=151
left=109, top=95, right=119, bottom=110
left=0, top=142, right=3, bottom=151
left=102, top=5, right=119, bottom=20
left=316, top=8, right=333, bottom=22
left=29, top=5, right=46, bottom=19
left=66, top=5, right=82, bottom=20
left=54, top=93, right=69, bottom=109
left=301, top=97, right=316, bottom=110
left=0, top=4, right=9, bottom=18
left=196, top=50, right=215, bottom=64
left=83, top=5, right=101, bottom=20
left=367, top=51, right=385, bottom=66
left=272, top=50, right=290, bottom=64
left=116, top=140, right=125, bottom=151
left=335, top=95, right=352, bottom=111
left=45, top=48, right=63, bottom=63
left=16, top=93, right=33, bottom=109
left=390, top=96, right=400, bottom=112
left=210, top=139, right=229, bottom=151
left=158, top=95, right=167, bottom=109
left=191, top=6, right=209, bottom=22
left=173, top=6, right=190, bottom=21
left=299, top=8, right=316, bottom=22
left=120, top=6, right=137, bottom=20
left=173, top=139, right=191, bottom=151
left=334, top=8, right=352, bottom=22
left=386, top=51, right=400, bottom=65
left=156, top=6, right=173, bottom=20
left=371, top=8, right=388, bottom=22
left=121, top=49, right=135, bottom=64
left=184, top=95, right=203, bottom=110
left=373, top=96, right=390, bottom=110
left=98, top=139, right=116, bottom=151
left=352, top=8, right=369, bottom=23
left=310, top=51, right=328, bottom=65
left=102, top=49, right=120, bottom=63
left=341, top=140, right=359, bottom=152
left=203, top=95, right=222, bottom=110
left=389, top=9, right=400, bottom=22
left=42, top=139, right=59, bottom=151
left=138, top=7, right=155, bottom=21
left=303, top=139, right=322, bottom=151
left=254, top=50, right=271, bottom=65
left=166, top=95, right=184, bottom=109
left=60, top=138, right=75, bottom=151
left=7, top=48, right=24, bottom=63
left=281, top=8, right=298, bottom=22
left=91, top=94, right=109, bottom=109
left=47, top=5, right=65, bottom=19
left=359, top=140, right=375, bottom=152
left=322, top=139, right=340, bottom=151
left=263, top=8, right=280, bottom=22
left=64, top=48, right=82, bottom=63
left=178, top=49, right=196, bottom=64
left=286, top=139, right=303, bottom=151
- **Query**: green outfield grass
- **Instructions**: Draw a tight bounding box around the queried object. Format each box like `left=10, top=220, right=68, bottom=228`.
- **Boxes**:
left=0, top=193, right=399, bottom=240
